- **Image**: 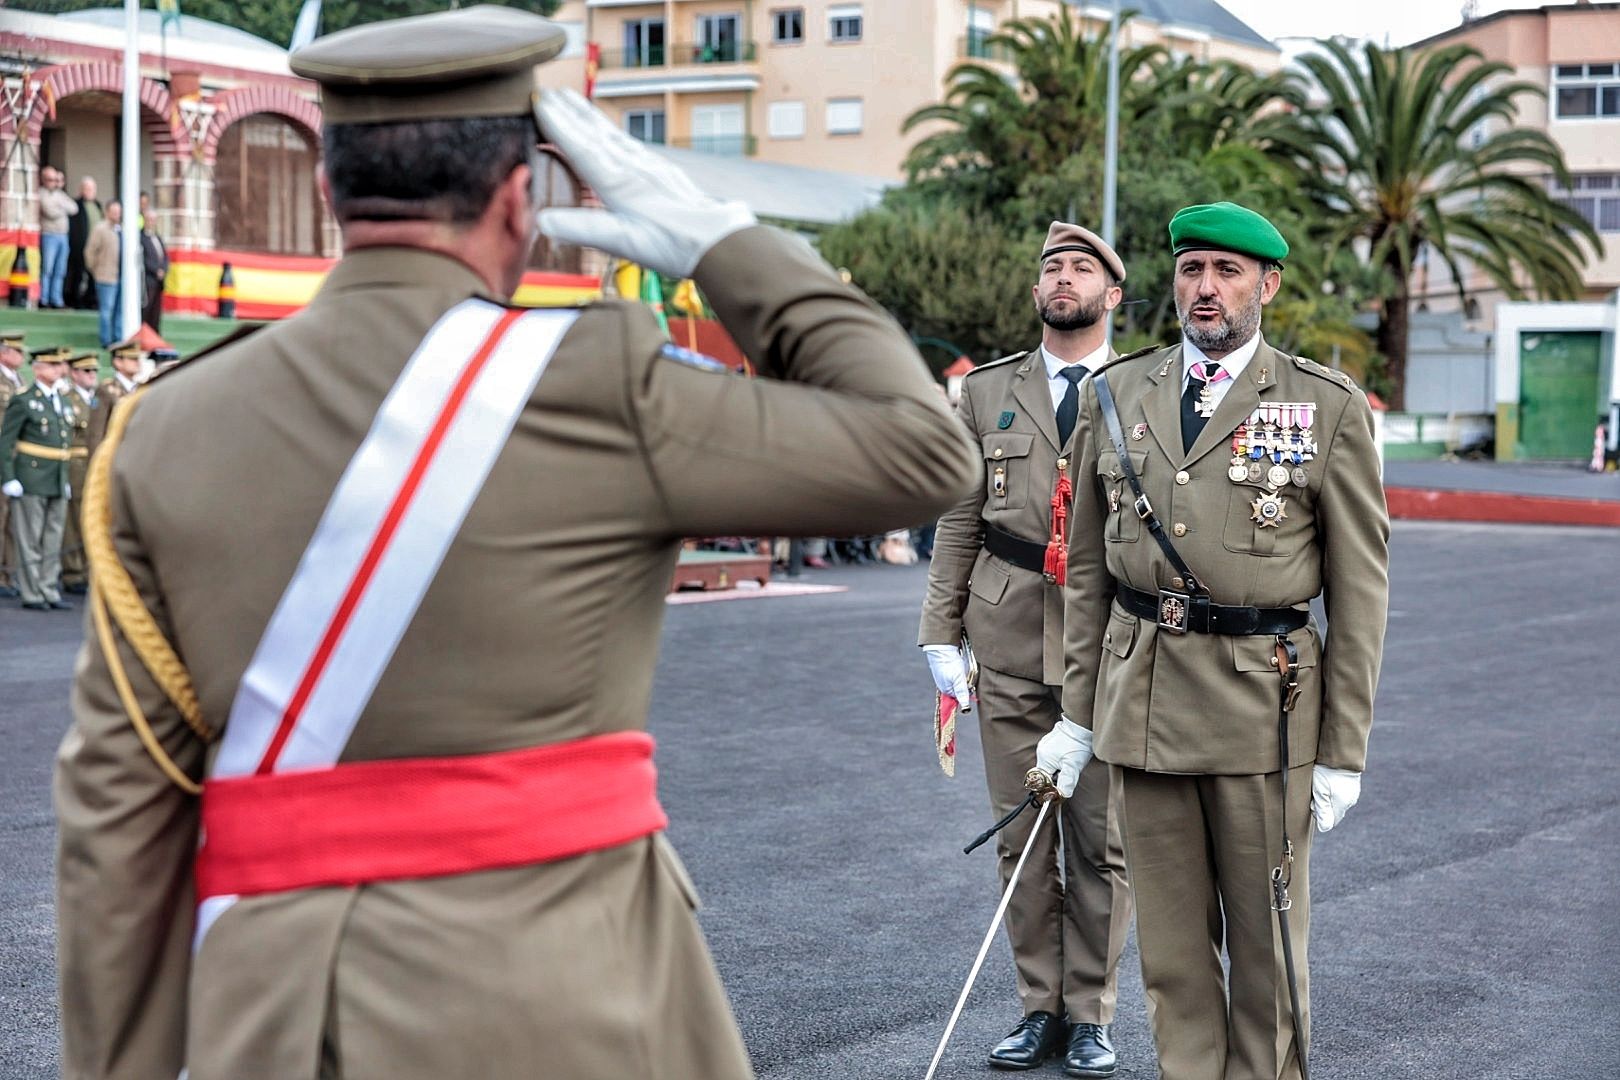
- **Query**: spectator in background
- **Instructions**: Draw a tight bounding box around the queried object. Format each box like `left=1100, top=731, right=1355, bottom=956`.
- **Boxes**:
left=138, top=192, right=169, bottom=333
left=84, top=200, right=123, bottom=347
left=37, top=168, right=78, bottom=309
left=66, top=177, right=102, bottom=310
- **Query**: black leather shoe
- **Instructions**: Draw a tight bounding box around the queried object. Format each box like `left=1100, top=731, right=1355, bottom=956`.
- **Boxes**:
left=21, top=601, right=49, bottom=611
left=988, top=1011, right=1068, bottom=1070
left=0, top=585, right=18, bottom=598
left=62, top=581, right=87, bottom=595
left=48, top=599, right=73, bottom=610
left=1064, top=1022, right=1116, bottom=1077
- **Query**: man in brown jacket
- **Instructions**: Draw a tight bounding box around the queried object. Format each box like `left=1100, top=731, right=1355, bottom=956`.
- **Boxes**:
left=1044, top=202, right=1389, bottom=1080
left=83, top=199, right=123, bottom=346
left=919, top=222, right=1133, bottom=1076
left=55, top=9, right=976, bottom=1080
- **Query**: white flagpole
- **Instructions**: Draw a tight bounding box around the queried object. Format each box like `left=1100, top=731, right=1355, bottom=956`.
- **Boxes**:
left=1101, top=0, right=1121, bottom=344
left=119, top=0, right=142, bottom=342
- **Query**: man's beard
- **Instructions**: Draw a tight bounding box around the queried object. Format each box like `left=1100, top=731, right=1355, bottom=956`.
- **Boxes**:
left=1039, top=291, right=1106, bottom=332
left=1177, top=287, right=1263, bottom=354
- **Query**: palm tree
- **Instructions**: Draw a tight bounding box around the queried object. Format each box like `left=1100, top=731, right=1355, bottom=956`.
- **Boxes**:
left=1288, top=38, right=1600, bottom=409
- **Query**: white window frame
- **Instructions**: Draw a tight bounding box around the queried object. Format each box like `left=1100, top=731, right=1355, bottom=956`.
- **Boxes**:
left=772, top=7, right=804, bottom=44
left=826, top=97, right=863, bottom=135
left=1551, top=62, right=1620, bottom=120
left=623, top=108, right=666, bottom=144
left=1550, top=172, right=1620, bottom=233
left=767, top=100, right=806, bottom=139
left=828, top=4, right=863, bottom=43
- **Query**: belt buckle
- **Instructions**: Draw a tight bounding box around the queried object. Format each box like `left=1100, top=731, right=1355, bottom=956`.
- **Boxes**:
left=1157, top=589, right=1190, bottom=635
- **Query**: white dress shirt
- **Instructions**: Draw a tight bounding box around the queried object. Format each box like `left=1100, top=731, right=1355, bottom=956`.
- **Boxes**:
left=1180, top=333, right=1261, bottom=413
left=1040, top=341, right=1110, bottom=411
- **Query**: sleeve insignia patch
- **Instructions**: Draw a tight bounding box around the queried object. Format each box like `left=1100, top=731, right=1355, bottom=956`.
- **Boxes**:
left=659, top=343, right=732, bottom=373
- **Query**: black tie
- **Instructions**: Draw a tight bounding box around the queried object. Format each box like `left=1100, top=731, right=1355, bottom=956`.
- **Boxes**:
left=1181, top=360, right=1217, bottom=453
left=1055, top=365, right=1087, bottom=447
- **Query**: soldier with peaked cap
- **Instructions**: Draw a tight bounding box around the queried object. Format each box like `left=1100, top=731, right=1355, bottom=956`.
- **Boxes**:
left=53, top=6, right=976, bottom=1079
left=89, top=340, right=144, bottom=453
left=0, top=346, right=74, bottom=610
left=57, top=352, right=101, bottom=593
left=0, top=330, right=25, bottom=598
left=1040, top=202, right=1389, bottom=1080
left=919, top=221, right=1133, bottom=1076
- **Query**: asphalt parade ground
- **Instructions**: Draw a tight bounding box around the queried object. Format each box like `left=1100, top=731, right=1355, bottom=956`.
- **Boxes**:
left=2, top=521, right=1617, bottom=1079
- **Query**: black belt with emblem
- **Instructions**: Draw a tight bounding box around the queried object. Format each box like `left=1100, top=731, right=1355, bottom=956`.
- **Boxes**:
left=981, top=522, right=1048, bottom=575
left=1114, top=583, right=1306, bottom=636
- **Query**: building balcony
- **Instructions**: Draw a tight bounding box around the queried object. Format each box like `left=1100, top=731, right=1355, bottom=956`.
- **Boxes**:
left=668, top=134, right=758, bottom=157
left=959, top=32, right=1016, bottom=63
left=597, top=41, right=759, bottom=71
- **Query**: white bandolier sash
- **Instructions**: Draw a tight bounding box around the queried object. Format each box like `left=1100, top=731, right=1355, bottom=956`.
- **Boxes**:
left=195, top=301, right=579, bottom=945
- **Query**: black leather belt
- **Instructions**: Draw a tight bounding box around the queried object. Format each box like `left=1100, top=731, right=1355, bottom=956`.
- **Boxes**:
left=1115, top=582, right=1307, bottom=636
left=982, top=522, right=1048, bottom=575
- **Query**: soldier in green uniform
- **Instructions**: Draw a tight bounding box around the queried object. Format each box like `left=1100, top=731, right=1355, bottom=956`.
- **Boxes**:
left=59, top=352, right=100, bottom=593
left=1043, top=202, right=1389, bottom=1080
left=0, top=330, right=26, bottom=598
left=0, top=346, right=76, bottom=610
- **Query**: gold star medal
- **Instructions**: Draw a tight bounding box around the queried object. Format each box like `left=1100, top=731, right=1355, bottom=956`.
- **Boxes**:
left=1251, top=491, right=1287, bottom=528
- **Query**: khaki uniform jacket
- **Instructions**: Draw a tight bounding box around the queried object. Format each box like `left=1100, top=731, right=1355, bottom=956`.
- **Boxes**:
left=64, top=386, right=93, bottom=485
left=1061, top=340, right=1389, bottom=775
left=920, top=348, right=1110, bottom=684
left=55, top=226, right=977, bottom=1079
left=0, top=368, right=24, bottom=413
left=89, top=377, right=132, bottom=456
left=0, top=382, right=72, bottom=496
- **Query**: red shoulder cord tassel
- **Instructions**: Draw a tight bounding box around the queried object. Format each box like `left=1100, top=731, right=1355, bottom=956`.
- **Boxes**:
left=1043, top=466, right=1072, bottom=585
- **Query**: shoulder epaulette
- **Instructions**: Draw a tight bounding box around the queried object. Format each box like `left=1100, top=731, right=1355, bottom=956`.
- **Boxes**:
left=1092, top=343, right=1165, bottom=376
left=145, top=324, right=264, bottom=385
left=1289, top=354, right=1357, bottom=393
left=658, top=341, right=731, bottom=374
left=964, top=350, right=1029, bottom=377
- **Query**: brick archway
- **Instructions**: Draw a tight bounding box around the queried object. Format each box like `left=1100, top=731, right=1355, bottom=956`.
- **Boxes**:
left=21, top=62, right=192, bottom=158
left=200, top=86, right=322, bottom=165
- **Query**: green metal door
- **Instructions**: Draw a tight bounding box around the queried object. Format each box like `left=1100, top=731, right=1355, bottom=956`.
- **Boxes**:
left=1519, top=331, right=1602, bottom=459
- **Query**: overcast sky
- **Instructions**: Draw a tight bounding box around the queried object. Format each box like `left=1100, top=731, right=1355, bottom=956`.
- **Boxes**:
left=1218, top=0, right=1589, bottom=48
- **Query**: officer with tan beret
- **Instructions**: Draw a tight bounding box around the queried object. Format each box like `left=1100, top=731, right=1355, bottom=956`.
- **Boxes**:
left=1042, top=202, right=1390, bottom=1080
left=0, top=330, right=26, bottom=598
left=919, top=221, right=1133, bottom=1076
left=54, top=7, right=975, bottom=1080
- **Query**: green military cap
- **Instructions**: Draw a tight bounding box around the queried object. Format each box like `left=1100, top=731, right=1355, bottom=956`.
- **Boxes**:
left=288, top=5, right=567, bottom=126
left=28, top=346, right=70, bottom=364
left=0, top=331, right=24, bottom=349
left=1169, top=201, right=1289, bottom=264
left=69, top=352, right=100, bottom=372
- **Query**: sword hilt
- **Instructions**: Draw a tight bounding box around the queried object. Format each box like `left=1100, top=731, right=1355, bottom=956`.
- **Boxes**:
left=1024, top=767, right=1061, bottom=803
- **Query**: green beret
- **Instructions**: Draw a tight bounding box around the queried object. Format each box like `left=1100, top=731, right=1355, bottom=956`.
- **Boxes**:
left=1169, top=202, right=1289, bottom=263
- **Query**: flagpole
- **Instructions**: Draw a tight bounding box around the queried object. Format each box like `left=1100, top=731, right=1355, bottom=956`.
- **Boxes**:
left=1101, top=0, right=1121, bottom=345
left=119, top=0, right=141, bottom=342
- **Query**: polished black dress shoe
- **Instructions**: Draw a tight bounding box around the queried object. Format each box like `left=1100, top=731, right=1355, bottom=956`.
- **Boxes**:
left=988, top=1011, right=1068, bottom=1070
left=21, top=601, right=49, bottom=611
left=48, top=599, right=74, bottom=610
left=62, top=581, right=88, bottom=595
left=1064, top=1022, right=1116, bottom=1077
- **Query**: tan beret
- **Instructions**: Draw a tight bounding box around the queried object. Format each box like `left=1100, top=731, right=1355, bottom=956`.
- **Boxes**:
left=1040, top=221, right=1125, bottom=283
left=289, top=5, right=567, bottom=126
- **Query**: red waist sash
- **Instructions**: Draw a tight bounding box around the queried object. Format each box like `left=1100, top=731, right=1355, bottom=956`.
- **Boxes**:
left=196, top=731, right=665, bottom=900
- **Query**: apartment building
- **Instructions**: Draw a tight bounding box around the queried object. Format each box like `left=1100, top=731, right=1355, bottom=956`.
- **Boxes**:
left=537, top=1, right=1279, bottom=179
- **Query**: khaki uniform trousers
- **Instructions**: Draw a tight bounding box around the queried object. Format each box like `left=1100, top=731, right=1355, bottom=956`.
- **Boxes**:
left=10, top=493, right=67, bottom=605
left=977, top=664, right=1132, bottom=1021
left=59, top=454, right=89, bottom=586
left=0, top=495, right=15, bottom=587
left=1119, top=764, right=1314, bottom=1080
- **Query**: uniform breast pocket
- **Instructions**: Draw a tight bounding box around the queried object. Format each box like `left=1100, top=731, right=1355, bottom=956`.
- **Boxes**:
left=982, top=432, right=1035, bottom=511
left=1222, top=480, right=1310, bottom=557
left=1099, top=451, right=1148, bottom=543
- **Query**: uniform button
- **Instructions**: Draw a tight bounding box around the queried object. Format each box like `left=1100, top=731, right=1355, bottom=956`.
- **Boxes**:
left=1172, top=523, right=1187, bottom=537
left=993, top=447, right=1003, bottom=458
left=1269, top=655, right=1279, bottom=667
left=1172, top=576, right=1185, bottom=589
left=1175, top=470, right=1190, bottom=485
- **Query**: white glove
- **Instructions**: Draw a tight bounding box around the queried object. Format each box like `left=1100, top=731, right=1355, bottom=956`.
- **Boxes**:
left=1311, top=765, right=1362, bottom=833
left=1, top=480, right=21, bottom=498
left=1035, top=717, right=1094, bottom=799
left=535, top=89, right=757, bottom=279
left=63, top=481, right=71, bottom=501
left=921, top=644, right=973, bottom=714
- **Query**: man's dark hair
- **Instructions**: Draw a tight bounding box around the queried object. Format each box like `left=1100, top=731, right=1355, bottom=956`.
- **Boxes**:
left=323, top=116, right=533, bottom=224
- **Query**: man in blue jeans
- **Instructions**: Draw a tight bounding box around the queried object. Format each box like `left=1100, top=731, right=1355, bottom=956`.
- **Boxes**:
left=84, top=200, right=122, bottom=346
left=37, top=167, right=78, bottom=309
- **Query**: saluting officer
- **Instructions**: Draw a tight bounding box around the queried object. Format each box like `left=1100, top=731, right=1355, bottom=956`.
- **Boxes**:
left=0, top=330, right=26, bottom=599
left=0, top=346, right=75, bottom=610
left=919, top=222, right=1133, bottom=1076
left=55, top=8, right=976, bottom=1080
left=1040, top=202, right=1389, bottom=1080
left=58, top=352, right=100, bottom=594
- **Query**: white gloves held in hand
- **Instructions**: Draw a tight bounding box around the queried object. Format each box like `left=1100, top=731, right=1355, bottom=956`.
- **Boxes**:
left=1035, top=718, right=1093, bottom=799
left=1311, top=765, right=1361, bottom=833
left=1, top=479, right=21, bottom=498
left=535, top=89, right=757, bottom=279
left=922, top=644, right=973, bottom=714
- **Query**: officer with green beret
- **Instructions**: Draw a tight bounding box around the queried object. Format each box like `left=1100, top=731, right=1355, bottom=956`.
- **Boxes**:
left=0, top=345, right=75, bottom=610
left=1039, top=201, right=1390, bottom=1079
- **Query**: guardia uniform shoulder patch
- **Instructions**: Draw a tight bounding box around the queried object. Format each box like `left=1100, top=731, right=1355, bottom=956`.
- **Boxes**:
left=966, top=351, right=1027, bottom=377
left=1290, top=354, right=1357, bottom=392
left=659, top=342, right=732, bottom=373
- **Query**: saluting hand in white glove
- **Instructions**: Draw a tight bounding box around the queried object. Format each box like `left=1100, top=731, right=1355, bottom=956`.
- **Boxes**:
left=921, top=644, right=973, bottom=714
left=1, top=480, right=21, bottom=498
left=1035, top=717, right=1093, bottom=799
left=534, top=89, right=757, bottom=279
left=1311, top=765, right=1361, bottom=832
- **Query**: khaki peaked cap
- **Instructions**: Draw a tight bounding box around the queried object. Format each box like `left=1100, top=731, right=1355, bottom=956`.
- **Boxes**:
left=70, top=353, right=100, bottom=372
left=289, top=5, right=567, bottom=125
left=1040, top=221, right=1125, bottom=282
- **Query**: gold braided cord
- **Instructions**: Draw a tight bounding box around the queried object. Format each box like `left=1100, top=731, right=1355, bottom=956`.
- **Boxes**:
left=83, top=388, right=213, bottom=742
left=89, top=580, right=201, bottom=795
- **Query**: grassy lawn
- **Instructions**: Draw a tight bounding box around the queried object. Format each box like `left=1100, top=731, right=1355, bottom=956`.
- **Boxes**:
left=0, top=309, right=257, bottom=375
